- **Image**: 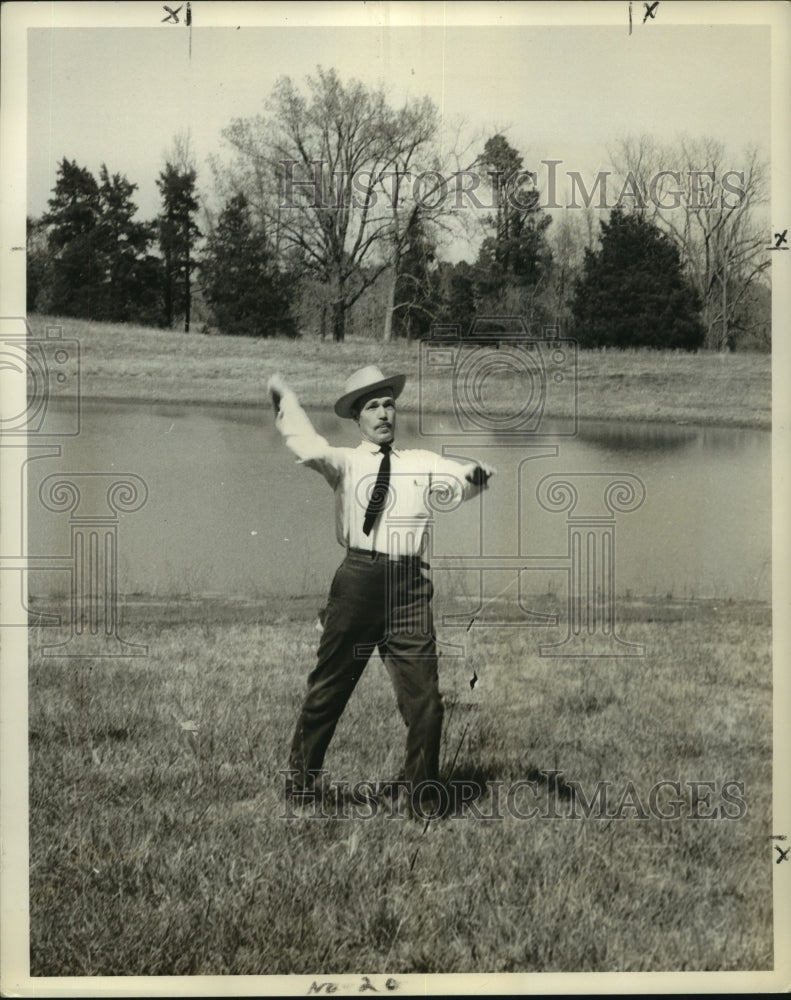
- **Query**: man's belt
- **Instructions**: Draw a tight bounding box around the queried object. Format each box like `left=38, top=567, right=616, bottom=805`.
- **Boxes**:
left=347, top=546, right=430, bottom=570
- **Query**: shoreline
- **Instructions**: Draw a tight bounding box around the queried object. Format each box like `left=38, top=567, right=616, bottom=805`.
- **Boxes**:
left=29, top=592, right=772, bottom=628
left=66, top=392, right=771, bottom=431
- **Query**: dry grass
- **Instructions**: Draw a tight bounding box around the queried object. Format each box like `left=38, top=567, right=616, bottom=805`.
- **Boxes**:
left=28, top=593, right=772, bottom=975
left=30, top=313, right=771, bottom=428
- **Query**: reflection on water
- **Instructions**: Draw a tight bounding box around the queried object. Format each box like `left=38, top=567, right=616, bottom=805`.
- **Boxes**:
left=27, top=400, right=771, bottom=602
left=575, top=421, right=700, bottom=453
left=573, top=420, right=765, bottom=456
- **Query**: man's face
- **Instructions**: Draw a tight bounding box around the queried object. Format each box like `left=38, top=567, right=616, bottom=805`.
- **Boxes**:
left=355, top=391, right=396, bottom=446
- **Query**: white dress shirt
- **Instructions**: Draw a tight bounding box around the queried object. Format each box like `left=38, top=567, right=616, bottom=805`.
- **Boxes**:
left=276, top=391, right=484, bottom=557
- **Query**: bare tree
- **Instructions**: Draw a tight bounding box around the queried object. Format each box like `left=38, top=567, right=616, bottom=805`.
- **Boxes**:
left=209, top=122, right=280, bottom=236
left=220, top=67, right=446, bottom=342
left=610, top=134, right=770, bottom=350
left=607, top=133, right=666, bottom=220
left=378, top=115, right=484, bottom=341
left=546, top=210, right=591, bottom=329
left=375, top=98, right=438, bottom=342
left=165, top=129, right=197, bottom=175
left=674, top=139, right=768, bottom=350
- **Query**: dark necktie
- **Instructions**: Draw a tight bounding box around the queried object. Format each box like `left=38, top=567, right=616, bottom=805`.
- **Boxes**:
left=362, top=444, right=392, bottom=536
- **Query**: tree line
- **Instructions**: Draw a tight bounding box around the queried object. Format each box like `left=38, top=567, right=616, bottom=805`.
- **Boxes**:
left=27, top=67, right=771, bottom=352
left=27, top=150, right=296, bottom=339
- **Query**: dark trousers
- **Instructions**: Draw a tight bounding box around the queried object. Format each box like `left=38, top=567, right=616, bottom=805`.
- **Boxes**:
left=288, top=548, right=444, bottom=791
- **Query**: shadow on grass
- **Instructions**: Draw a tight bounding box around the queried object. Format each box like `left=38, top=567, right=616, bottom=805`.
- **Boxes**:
left=444, top=759, right=512, bottom=794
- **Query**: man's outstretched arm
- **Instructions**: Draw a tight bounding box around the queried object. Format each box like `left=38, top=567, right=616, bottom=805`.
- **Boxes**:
left=268, top=373, right=345, bottom=487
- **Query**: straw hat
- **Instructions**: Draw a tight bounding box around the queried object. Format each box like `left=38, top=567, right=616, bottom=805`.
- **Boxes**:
left=334, top=365, right=407, bottom=419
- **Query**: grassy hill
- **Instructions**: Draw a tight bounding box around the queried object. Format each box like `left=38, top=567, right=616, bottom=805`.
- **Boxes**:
left=30, top=313, right=771, bottom=428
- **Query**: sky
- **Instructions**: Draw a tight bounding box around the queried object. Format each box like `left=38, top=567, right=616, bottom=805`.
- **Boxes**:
left=24, top=7, right=772, bottom=234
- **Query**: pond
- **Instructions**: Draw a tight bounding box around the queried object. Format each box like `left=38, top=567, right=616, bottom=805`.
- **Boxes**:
left=26, top=399, right=771, bottom=605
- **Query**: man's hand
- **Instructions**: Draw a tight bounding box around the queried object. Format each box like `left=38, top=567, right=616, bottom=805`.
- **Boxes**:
left=267, top=372, right=291, bottom=415
left=465, top=462, right=496, bottom=487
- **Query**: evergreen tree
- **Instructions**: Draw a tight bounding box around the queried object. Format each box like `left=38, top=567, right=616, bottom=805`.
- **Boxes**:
left=42, top=158, right=101, bottom=316
left=40, top=158, right=161, bottom=322
left=157, top=162, right=201, bottom=331
left=94, top=165, right=160, bottom=322
left=473, top=135, right=552, bottom=311
left=26, top=216, right=52, bottom=313
left=391, top=213, right=437, bottom=341
left=571, top=207, right=705, bottom=350
left=432, top=260, right=476, bottom=329
left=200, top=193, right=296, bottom=338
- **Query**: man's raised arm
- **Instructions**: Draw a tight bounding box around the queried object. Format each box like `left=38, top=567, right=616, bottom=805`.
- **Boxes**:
left=267, top=373, right=344, bottom=487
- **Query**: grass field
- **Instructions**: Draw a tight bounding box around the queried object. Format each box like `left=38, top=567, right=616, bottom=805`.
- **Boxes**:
left=29, top=313, right=771, bottom=428
left=28, top=593, right=772, bottom=976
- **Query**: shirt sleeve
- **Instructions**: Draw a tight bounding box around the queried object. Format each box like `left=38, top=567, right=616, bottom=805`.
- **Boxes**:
left=275, top=391, right=345, bottom=489
left=429, top=453, right=486, bottom=505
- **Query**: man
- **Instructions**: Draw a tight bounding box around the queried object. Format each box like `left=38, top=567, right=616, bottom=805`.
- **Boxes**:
left=268, top=365, right=494, bottom=814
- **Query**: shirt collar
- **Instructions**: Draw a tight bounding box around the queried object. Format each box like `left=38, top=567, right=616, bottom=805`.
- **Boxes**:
left=358, top=440, right=399, bottom=456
